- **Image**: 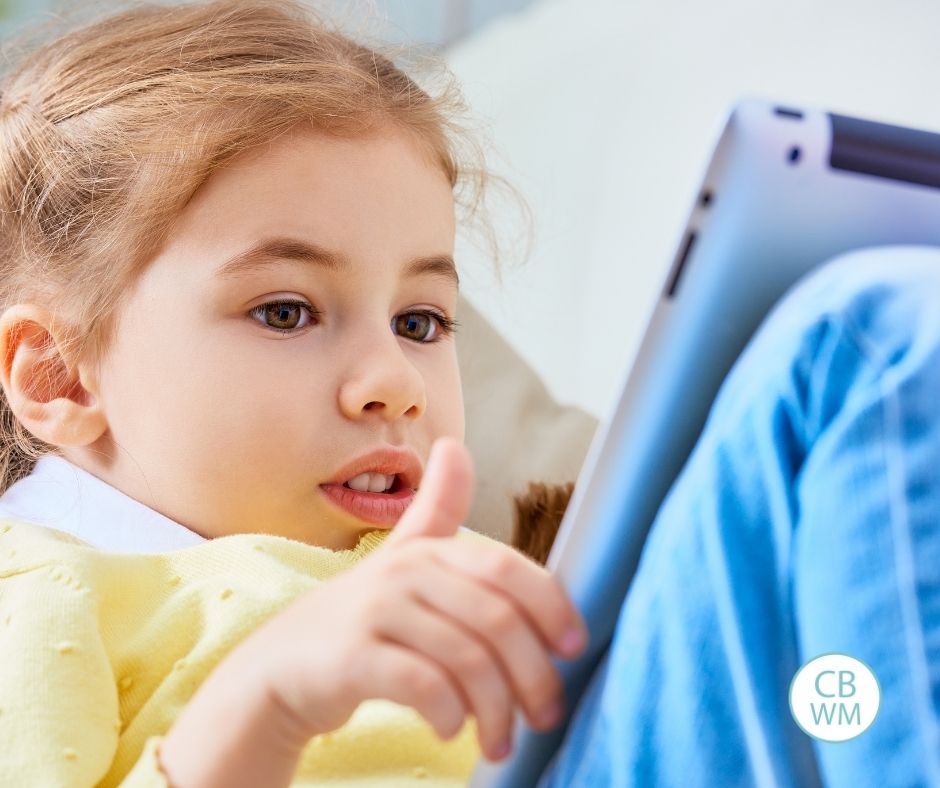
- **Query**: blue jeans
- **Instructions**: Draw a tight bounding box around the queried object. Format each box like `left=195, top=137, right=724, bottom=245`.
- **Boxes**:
left=543, top=247, right=940, bottom=787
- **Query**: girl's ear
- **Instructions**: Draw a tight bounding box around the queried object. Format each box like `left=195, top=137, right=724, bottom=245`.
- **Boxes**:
left=0, top=304, right=108, bottom=448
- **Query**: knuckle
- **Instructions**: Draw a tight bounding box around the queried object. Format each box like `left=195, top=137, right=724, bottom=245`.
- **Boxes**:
left=457, top=644, right=494, bottom=682
left=403, top=537, right=434, bottom=559
left=384, top=654, right=412, bottom=685
left=520, top=662, right=562, bottom=707
left=542, top=577, right=577, bottom=635
left=358, top=593, right=388, bottom=632
left=483, top=549, right=516, bottom=582
left=409, top=666, right=448, bottom=705
left=482, top=599, right=518, bottom=638
left=378, top=545, right=414, bottom=576
left=437, top=707, right=466, bottom=740
left=412, top=675, right=464, bottom=739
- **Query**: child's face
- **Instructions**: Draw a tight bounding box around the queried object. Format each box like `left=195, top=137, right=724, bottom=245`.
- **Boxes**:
left=80, top=124, right=463, bottom=549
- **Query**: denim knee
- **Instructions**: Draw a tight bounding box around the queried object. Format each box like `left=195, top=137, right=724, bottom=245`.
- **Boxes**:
left=768, top=245, right=940, bottom=371
left=698, top=244, right=940, bottom=463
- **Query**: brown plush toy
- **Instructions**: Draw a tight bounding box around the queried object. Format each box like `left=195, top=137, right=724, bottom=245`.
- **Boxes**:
left=511, top=480, right=575, bottom=566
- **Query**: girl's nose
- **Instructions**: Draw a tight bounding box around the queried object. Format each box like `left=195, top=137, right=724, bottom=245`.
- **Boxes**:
left=337, top=339, right=427, bottom=422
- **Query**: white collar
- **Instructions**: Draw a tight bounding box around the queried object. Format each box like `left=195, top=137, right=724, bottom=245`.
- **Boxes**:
left=0, top=454, right=476, bottom=553
left=0, top=454, right=205, bottom=553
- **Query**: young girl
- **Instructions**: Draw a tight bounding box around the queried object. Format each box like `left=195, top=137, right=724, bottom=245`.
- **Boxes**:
left=4, top=2, right=940, bottom=787
left=0, top=1, right=586, bottom=785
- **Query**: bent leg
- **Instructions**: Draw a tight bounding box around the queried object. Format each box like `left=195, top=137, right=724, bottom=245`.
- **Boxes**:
left=543, top=247, right=940, bottom=787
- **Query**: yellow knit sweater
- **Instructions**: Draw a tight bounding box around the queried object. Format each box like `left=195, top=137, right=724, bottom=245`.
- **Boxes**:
left=0, top=518, right=483, bottom=786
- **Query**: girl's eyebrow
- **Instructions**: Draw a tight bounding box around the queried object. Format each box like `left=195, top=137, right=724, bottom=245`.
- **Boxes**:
left=215, top=236, right=459, bottom=288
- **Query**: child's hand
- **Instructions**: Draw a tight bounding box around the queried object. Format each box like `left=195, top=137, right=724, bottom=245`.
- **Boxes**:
left=249, top=437, right=588, bottom=763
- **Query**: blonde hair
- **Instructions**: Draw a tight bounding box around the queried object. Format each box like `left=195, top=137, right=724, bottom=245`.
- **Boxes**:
left=0, top=0, right=502, bottom=496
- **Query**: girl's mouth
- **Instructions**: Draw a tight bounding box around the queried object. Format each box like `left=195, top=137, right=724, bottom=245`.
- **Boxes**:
left=318, top=475, right=416, bottom=526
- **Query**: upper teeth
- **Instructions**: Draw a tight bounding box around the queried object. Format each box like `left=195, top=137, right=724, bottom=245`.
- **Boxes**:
left=345, top=473, right=395, bottom=493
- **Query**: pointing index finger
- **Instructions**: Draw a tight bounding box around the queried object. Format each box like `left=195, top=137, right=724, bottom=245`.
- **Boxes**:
left=385, top=437, right=475, bottom=547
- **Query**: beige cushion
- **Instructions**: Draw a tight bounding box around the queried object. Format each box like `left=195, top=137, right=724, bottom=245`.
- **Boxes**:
left=456, top=294, right=598, bottom=543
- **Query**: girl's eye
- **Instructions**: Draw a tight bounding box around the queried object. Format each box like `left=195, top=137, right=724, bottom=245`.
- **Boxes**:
left=249, top=300, right=319, bottom=334
left=393, top=310, right=459, bottom=344
left=248, top=300, right=459, bottom=342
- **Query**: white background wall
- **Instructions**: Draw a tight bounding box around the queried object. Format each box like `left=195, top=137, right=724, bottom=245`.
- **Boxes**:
left=446, top=0, right=940, bottom=420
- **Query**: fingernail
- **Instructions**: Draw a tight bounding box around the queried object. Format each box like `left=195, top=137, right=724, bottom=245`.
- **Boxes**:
left=491, top=739, right=512, bottom=760
left=559, top=627, right=585, bottom=656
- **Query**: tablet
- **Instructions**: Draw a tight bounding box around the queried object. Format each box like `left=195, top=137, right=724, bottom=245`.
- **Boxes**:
left=468, top=97, right=940, bottom=786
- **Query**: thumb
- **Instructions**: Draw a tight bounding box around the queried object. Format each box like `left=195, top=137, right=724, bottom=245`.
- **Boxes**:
left=385, top=436, right=475, bottom=546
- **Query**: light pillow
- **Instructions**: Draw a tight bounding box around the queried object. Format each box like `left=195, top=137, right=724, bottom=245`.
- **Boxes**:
left=456, top=294, right=598, bottom=544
